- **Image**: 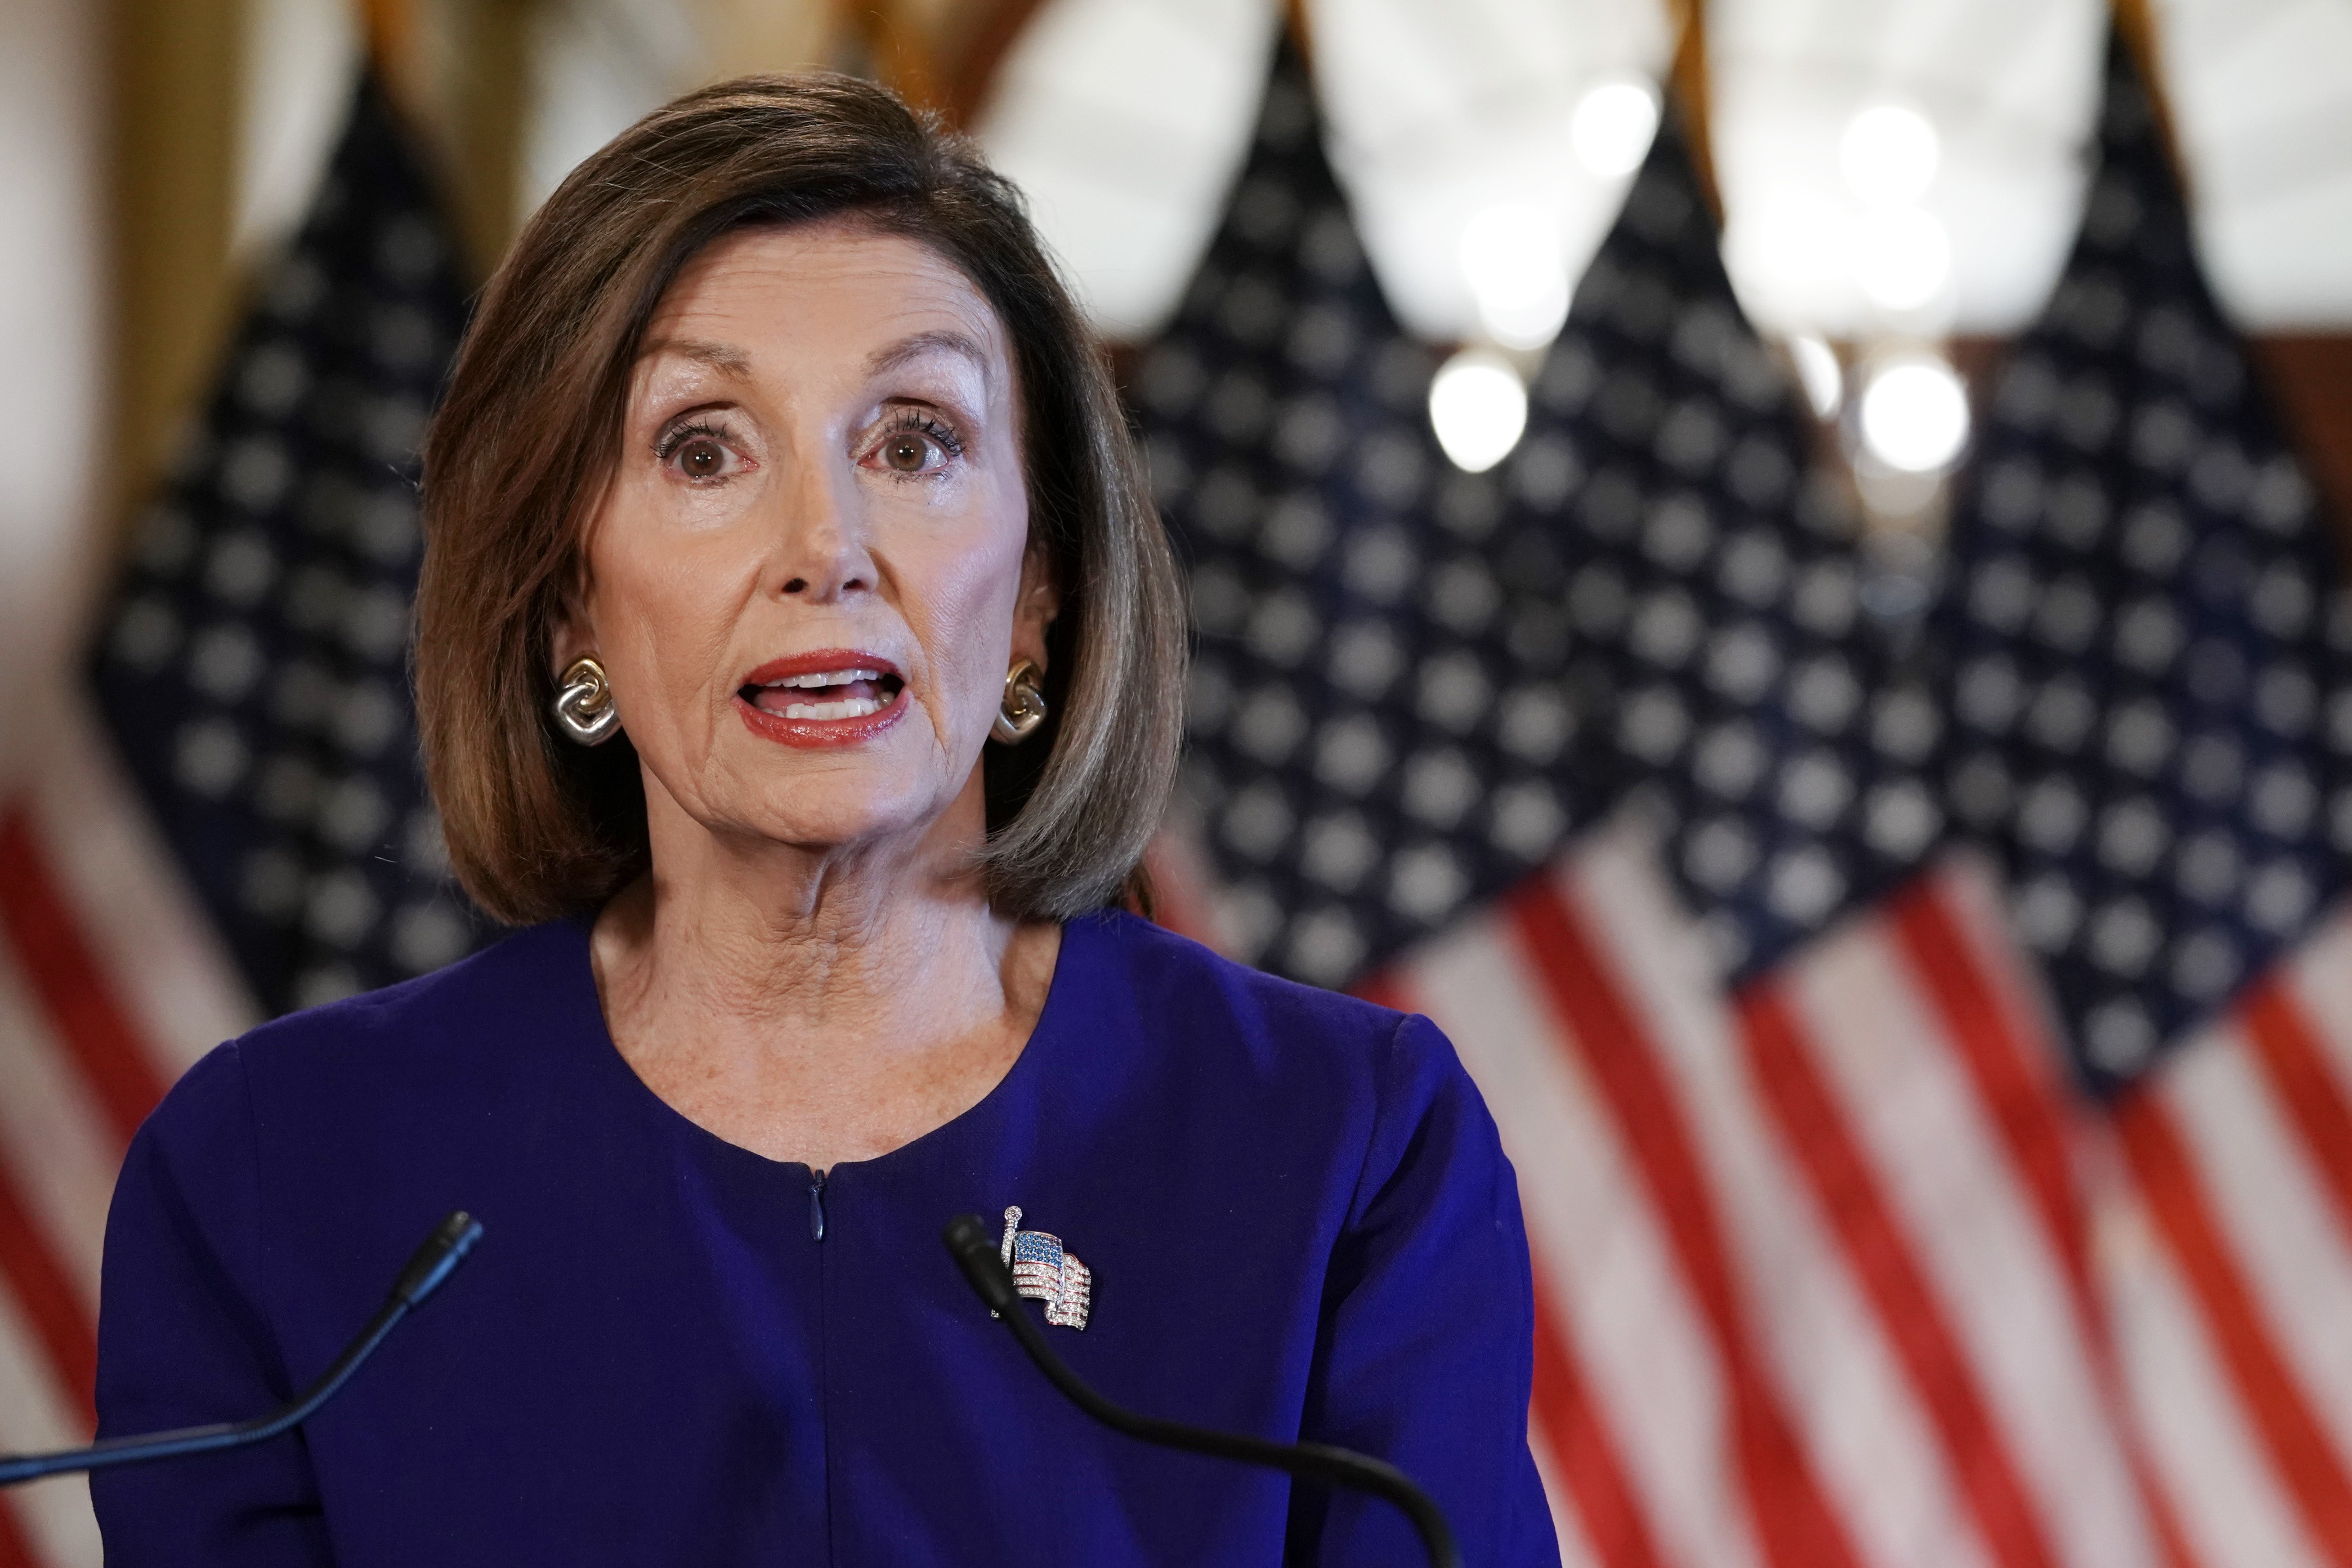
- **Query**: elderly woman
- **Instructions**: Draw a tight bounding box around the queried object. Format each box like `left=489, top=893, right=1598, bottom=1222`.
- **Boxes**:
left=93, top=76, right=1557, bottom=1566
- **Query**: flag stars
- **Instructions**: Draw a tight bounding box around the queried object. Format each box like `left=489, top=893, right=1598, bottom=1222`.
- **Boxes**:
left=2104, top=700, right=2178, bottom=775
left=2086, top=999, right=2155, bottom=1074
left=1488, top=781, right=1566, bottom=861
left=2089, top=897, right=2162, bottom=977
left=1261, top=494, right=1334, bottom=569
left=1413, top=651, right=1492, bottom=733
left=1231, top=687, right=1308, bottom=764
left=1496, top=686, right=1573, bottom=764
left=1326, top=623, right=1404, bottom=700
left=204, top=531, right=280, bottom=607
left=173, top=719, right=250, bottom=798
left=222, top=437, right=295, bottom=514
left=1312, top=713, right=1391, bottom=795
left=1301, top=813, right=1379, bottom=893
left=110, top=597, right=183, bottom=672
left=2017, top=777, right=2090, bottom=855
left=189, top=624, right=265, bottom=703
left=2023, top=677, right=2098, bottom=752
left=2096, top=799, right=2171, bottom=878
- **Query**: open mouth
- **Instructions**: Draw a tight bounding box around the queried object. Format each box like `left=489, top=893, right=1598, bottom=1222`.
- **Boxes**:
left=740, top=666, right=907, bottom=721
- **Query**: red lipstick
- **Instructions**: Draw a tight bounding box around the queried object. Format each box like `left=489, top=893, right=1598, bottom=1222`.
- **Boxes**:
left=734, top=649, right=909, bottom=749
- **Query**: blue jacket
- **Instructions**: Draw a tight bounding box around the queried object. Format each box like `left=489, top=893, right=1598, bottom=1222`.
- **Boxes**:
left=94, top=909, right=1559, bottom=1566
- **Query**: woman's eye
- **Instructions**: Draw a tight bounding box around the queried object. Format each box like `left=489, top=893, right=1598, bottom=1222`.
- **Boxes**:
left=675, top=437, right=729, bottom=479
left=882, top=433, right=938, bottom=474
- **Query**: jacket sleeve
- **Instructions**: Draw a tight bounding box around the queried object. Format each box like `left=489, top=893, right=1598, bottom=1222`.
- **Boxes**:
left=91, top=1040, right=334, bottom=1564
left=1287, top=1012, right=1563, bottom=1568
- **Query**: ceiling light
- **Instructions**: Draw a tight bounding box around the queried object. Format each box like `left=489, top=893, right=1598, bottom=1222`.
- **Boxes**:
left=1840, top=103, right=1941, bottom=208
left=1429, top=348, right=1529, bottom=473
left=1458, top=204, right=1569, bottom=349
left=1859, top=355, right=1970, bottom=473
left=1571, top=78, right=1661, bottom=179
left=1852, top=208, right=1950, bottom=312
left=1789, top=334, right=1843, bottom=417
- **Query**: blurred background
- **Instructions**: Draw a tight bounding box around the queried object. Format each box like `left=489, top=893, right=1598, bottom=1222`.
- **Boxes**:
left=3, top=0, right=2352, bottom=1562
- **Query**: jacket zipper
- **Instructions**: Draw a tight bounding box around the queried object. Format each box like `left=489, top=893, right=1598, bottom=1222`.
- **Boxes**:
left=808, top=1168, right=827, bottom=1242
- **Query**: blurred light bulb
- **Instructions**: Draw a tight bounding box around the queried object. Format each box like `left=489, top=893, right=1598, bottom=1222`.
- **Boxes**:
left=1852, top=208, right=1950, bottom=311
left=1458, top=204, right=1569, bottom=349
left=1859, top=356, right=1969, bottom=473
left=1789, top=334, right=1843, bottom=417
left=1429, top=348, right=1528, bottom=473
left=1840, top=103, right=1940, bottom=207
left=1571, top=78, right=1660, bottom=178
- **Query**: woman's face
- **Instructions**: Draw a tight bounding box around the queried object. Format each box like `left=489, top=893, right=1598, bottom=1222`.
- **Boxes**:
left=559, top=220, right=1053, bottom=867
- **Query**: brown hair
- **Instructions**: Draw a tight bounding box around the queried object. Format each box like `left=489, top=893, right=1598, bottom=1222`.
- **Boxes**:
left=415, top=74, right=1185, bottom=925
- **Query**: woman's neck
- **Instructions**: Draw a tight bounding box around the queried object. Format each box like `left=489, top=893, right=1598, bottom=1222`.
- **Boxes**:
left=586, top=782, right=1061, bottom=1168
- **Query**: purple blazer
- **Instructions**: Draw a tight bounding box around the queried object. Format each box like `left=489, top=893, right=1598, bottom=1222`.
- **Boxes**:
left=93, top=909, right=1561, bottom=1566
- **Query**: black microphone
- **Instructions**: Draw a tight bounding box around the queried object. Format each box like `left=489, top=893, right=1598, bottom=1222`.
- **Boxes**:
left=0, top=1210, right=483, bottom=1488
left=941, top=1213, right=1463, bottom=1568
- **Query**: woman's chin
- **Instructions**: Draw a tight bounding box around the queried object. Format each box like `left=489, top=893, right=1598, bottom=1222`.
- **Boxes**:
left=729, top=782, right=946, bottom=859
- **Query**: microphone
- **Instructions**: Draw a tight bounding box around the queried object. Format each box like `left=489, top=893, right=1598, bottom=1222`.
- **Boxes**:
left=941, top=1213, right=1462, bottom=1568
left=0, top=1210, right=483, bottom=1488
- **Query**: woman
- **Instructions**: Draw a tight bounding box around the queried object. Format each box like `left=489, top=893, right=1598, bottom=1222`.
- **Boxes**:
left=94, top=74, right=1558, bottom=1566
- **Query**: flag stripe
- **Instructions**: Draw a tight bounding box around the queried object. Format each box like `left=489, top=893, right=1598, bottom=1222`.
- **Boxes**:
left=2159, top=1027, right=2352, bottom=1478
left=1781, top=903, right=2159, bottom=1568
left=2116, top=1091, right=2352, bottom=1565
left=1889, top=875, right=2207, bottom=1568
left=0, top=1176, right=92, bottom=1431
left=1737, top=980, right=2064, bottom=1568
left=1528, top=1268, right=1667, bottom=1568
left=2239, top=981, right=2352, bottom=1255
left=0, top=809, right=169, bottom=1146
left=31, top=704, right=255, bottom=1080
left=1889, top=880, right=2089, bottom=1315
left=0, top=1505, right=41, bottom=1568
left=1403, top=886, right=1767, bottom=1568
left=0, top=965, right=117, bottom=1311
left=1506, top=876, right=1865, bottom=1568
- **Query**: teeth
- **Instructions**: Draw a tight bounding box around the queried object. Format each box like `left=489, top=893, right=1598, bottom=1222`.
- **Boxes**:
left=765, top=668, right=882, bottom=689
left=781, top=696, right=885, bottom=721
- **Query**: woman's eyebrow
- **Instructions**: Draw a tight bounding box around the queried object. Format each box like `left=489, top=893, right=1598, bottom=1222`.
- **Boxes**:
left=639, top=336, right=753, bottom=378
left=866, top=328, right=993, bottom=388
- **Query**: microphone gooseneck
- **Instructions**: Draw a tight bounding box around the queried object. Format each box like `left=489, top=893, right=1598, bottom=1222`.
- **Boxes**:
left=0, top=1210, right=483, bottom=1488
left=941, top=1213, right=1463, bottom=1568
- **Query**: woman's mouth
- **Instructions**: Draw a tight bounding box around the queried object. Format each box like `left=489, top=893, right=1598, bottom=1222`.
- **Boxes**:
left=733, top=654, right=911, bottom=748
left=742, top=667, right=905, bottom=719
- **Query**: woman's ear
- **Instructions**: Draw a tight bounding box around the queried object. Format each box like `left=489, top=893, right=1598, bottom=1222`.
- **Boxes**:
left=1012, top=548, right=1061, bottom=669
left=548, top=572, right=598, bottom=676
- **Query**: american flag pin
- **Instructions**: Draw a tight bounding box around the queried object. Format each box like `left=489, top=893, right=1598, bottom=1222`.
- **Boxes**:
left=999, top=1206, right=1092, bottom=1331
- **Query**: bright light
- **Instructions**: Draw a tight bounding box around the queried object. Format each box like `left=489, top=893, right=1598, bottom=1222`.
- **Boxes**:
left=1429, top=348, right=1528, bottom=473
left=1571, top=78, right=1660, bottom=179
left=1852, top=208, right=1950, bottom=311
left=1789, top=334, right=1843, bottom=417
left=1840, top=103, right=1940, bottom=207
left=1859, top=356, right=1970, bottom=473
left=1458, top=204, right=1569, bottom=349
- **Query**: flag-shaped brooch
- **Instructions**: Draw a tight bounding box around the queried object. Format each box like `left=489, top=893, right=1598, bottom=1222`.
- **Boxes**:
left=1000, top=1206, right=1091, bottom=1330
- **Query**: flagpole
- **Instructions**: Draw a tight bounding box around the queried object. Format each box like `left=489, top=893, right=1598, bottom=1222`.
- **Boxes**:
left=1664, top=0, right=1722, bottom=225
left=2108, top=0, right=2191, bottom=201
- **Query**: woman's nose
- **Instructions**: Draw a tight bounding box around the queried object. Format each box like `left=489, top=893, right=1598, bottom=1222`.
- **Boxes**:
left=772, top=465, right=872, bottom=600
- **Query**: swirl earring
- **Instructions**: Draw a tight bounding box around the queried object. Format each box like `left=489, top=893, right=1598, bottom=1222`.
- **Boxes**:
left=552, top=657, right=622, bottom=746
left=992, top=658, right=1048, bottom=745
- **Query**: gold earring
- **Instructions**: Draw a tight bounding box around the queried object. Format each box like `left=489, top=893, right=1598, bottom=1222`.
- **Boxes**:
left=552, top=657, right=622, bottom=746
left=992, top=658, right=1047, bottom=745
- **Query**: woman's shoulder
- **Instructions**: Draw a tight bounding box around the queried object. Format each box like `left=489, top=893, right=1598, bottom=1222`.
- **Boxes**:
left=1065, top=909, right=1470, bottom=1101
left=148, top=920, right=600, bottom=1142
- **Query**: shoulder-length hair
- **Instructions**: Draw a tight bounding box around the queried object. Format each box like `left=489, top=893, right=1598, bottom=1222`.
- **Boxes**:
left=415, top=73, right=1184, bottom=926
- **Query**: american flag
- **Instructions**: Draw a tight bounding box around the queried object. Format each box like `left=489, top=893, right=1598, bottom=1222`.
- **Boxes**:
left=0, top=76, right=476, bottom=1561
left=1144, top=31, right=2352, bottom=1568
